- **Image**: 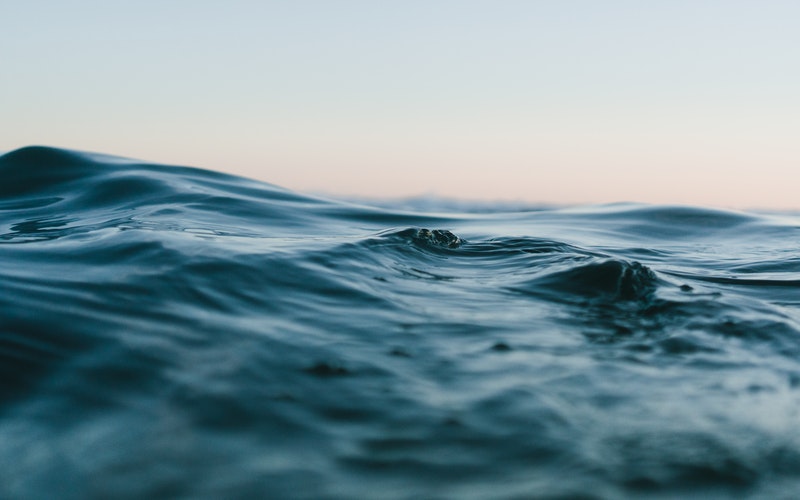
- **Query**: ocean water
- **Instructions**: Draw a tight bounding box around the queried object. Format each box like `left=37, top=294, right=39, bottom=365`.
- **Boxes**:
left=2, top=146, right=800, bottom=499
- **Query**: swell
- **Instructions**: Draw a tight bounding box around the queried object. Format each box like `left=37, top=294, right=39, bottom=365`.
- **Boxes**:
left=3, top=146, right=800, bottom=498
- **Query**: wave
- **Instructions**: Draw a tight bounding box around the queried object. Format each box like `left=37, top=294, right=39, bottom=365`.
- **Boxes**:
left=2, top=146, right=800, bottom=498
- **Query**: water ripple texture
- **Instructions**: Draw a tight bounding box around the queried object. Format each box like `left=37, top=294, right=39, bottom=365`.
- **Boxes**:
left=3, top=146, right=800, bottom=499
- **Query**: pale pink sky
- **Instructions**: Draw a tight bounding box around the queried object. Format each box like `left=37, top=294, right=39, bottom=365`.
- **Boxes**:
left=3, top=1, right=799, bottom=210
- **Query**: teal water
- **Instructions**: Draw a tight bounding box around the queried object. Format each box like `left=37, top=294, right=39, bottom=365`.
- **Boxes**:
left=2, top=146, right=800, bottom=499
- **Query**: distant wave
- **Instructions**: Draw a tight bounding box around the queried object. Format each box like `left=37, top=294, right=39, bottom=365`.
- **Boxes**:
left=3, top=146, right=800, bottom=498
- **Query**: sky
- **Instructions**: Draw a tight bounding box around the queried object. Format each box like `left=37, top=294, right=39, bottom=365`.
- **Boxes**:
left=2, top=1, right=799, bottom=209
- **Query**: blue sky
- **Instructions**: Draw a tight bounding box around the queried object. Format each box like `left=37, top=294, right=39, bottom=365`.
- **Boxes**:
left=3, top=1, right=799, bottom=208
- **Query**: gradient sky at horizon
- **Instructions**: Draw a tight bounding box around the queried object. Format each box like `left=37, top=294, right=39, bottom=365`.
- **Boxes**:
left=3, top=1, right=798, bottom=209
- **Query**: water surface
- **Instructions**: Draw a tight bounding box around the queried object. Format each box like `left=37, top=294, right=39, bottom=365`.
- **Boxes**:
left=2, top=146, right=800, bottom=499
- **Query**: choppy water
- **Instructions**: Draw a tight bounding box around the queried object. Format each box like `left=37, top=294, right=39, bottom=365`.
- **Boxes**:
left=3, top=146, right=800, bottom=499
